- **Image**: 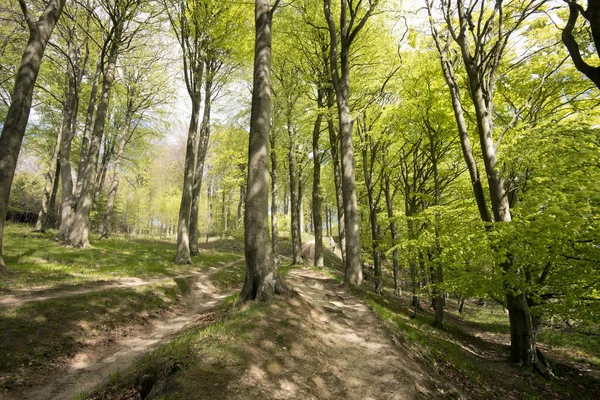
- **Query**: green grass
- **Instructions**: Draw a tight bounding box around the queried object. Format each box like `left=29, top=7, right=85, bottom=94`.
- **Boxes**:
left=539, top=330, right=600, bottom=367
left=90, top=298, right=269, bottom=399
left=1, top=223, right=241, bottom=292
left=0, top=283, right=181, bottom=389
left=460, top=305, right=511, bottom=333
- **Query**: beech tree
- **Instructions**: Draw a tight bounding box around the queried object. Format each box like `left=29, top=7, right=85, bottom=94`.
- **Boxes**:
left=68, top=0, right=149, bottom=248
left=323, top=0, right=380, bottom=286
left=0, top=0, right=66, bottom=270
left=427, top=0, right=554, bottom=373
left=562, top=0, right=600, bottom=90
left=240, top=0, right=288, bottom=301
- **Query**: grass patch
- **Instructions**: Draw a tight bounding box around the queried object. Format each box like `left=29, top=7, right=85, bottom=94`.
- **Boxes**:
left=0, top=283, right=181, bottom=389
left=210, top=260, right=245, bottom=289
left=460, top=305, right=511, bottom=334
left=539, top=330, right=600, bottom=367
left=90, top=299, right=269, bottom=399
left=1, top=223, right=241, bottom=292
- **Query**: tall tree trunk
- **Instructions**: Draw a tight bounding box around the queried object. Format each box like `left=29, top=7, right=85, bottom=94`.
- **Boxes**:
left=324, top=0, right=364, bottom=287
left=56, top=82, right=79, bottom=240
left=190, top=69, right=212, bottom=256
left=325, top=88, right=345, bottom=265
left=34, top=125, right=63, bottom=232
left=336, top=74, right=362, bottom=285
left=312, top=89, right=324, bottom=268
left=359, top=124, right=381, bottom=293
left=75, top=59, right=101, bottom=201
left=288, top=118, right=301, bottom=264
left=296, top=173, right=303, bottom=250
left=237, top=184, right=245, bottom=230
left=240, top=0, right=287, bottom=301
left=0, top=0, right=65, bottom=270
left=299, top=181, right=304, bottom=235
left=93, top=131, right=113, bottom=210
left=283, top=186, right=289, bottom=215
left=384, top=174, right=400, bottom=296
left=48, top=161, right=60, bottom=228
left=99, top=111, right=132, bottom=239
left=270, top=131, right=279, bottom=264
left=68, top=22, right=123, bottom=248
left=176, top=95, right=201, bottom=263
left=206, top=180, right=213, bottom=241
left=221, top=189, right=227, bottom=234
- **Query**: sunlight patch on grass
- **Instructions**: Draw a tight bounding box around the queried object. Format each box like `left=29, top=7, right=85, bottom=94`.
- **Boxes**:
left=1, top=223, right=245, bottom=292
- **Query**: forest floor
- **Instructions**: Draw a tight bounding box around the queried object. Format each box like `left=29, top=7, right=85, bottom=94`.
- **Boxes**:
left=1, top=223, right=599, bottom=399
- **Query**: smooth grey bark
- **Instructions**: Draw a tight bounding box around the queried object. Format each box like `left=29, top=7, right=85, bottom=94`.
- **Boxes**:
left=430, top=139, right=444, bottom=328
left=297, top=172, right=304, bottom=251
left=99, top=110, right=132, bottom=239
left=299, top=181, right=304, bottom=235
left=426, top=5, right=491, bottom=223
left=221, top=189, right=227, bottom=233
left=176, top=96, right=201, bottom=263
left=75, top=59, right=101, bottom=201
left=237, top=183, right=245, bottom=230
left=358, top=119, right=382, bottom=294
left=0, top=0, right=66, bottom=270
left=190, top=64, right=213, bottom=256
left=287, top=115, right=301, bottom=264
left=68, top=21, right=123, bottom=248
left=384, top=174, right=400, bottom=296
left=206, top=180, right=213, bottom=240
left=34, top=124, right=63, bottom=232
left=240, top=0, right=287, bottom=302
left=56, top=82, right=80, bottom=240
left=48, top=161, right=60, bottom=228
left=325, top=87, right=345, bottom=265
left=312, top=88, right=324, bottom=268
left=165, top=0, right=206, bottom=264
left=324, top=0, right=378, bottom=286
left=270, top=128, right=279, bottom=264
left=93, top=130, right=114, bottom=210
left=429, top=0, right=547, bottom=372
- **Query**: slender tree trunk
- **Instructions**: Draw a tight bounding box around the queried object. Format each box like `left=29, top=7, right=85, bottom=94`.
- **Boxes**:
left=68, top=22, right=123, bottom=248
left=100, top=111, right=132, bottom=239
left=75, top=59, right=101, bottom=201
left=190, top=70, right=212, bottom=256
left=283, top=186, right=289, bottom=215
left=270, top=132, right=279, bottom=264
left=240, top=0, right=287, bottom=301
left=221, top=189, right=227, bottom=234
left=56, top=87, right=79, bottom=240
left=384, top=174, right=400, bottom=296
left=359, top=125, right=381, bottom=293
left=288, top=118, right=301, bottom=264
left=0, top=0, right=65, bottom=270
left=312, top=89, right=324, bottom=268
left=176, top=96, right=201, bottom=263
left=336, top=79, right=362, bottom=285
left=34, top=125, right=63, bottom=232
left=324, top=0, right=363, bottom=286
left=93, top=131, right=113, bottom=210
left=296, top=173, right=303, bottom=251
left=325, top=88, right=345, bottom=265
left=206, top=180, right=213, bottom=241
left=299, top=182, right=304, bottom=235
left=48, top=161, right=60, bottom=228
left=237, top=184, right=245, bottom=230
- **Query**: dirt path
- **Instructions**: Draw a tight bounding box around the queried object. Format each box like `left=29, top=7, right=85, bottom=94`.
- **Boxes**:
left=277, top=268, right=443, bottom=399
left=171, top=268, right=447, bottom=399
left=0, top=258, right=244, bottom=308
left=1, top=260, right=244, bottom=400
